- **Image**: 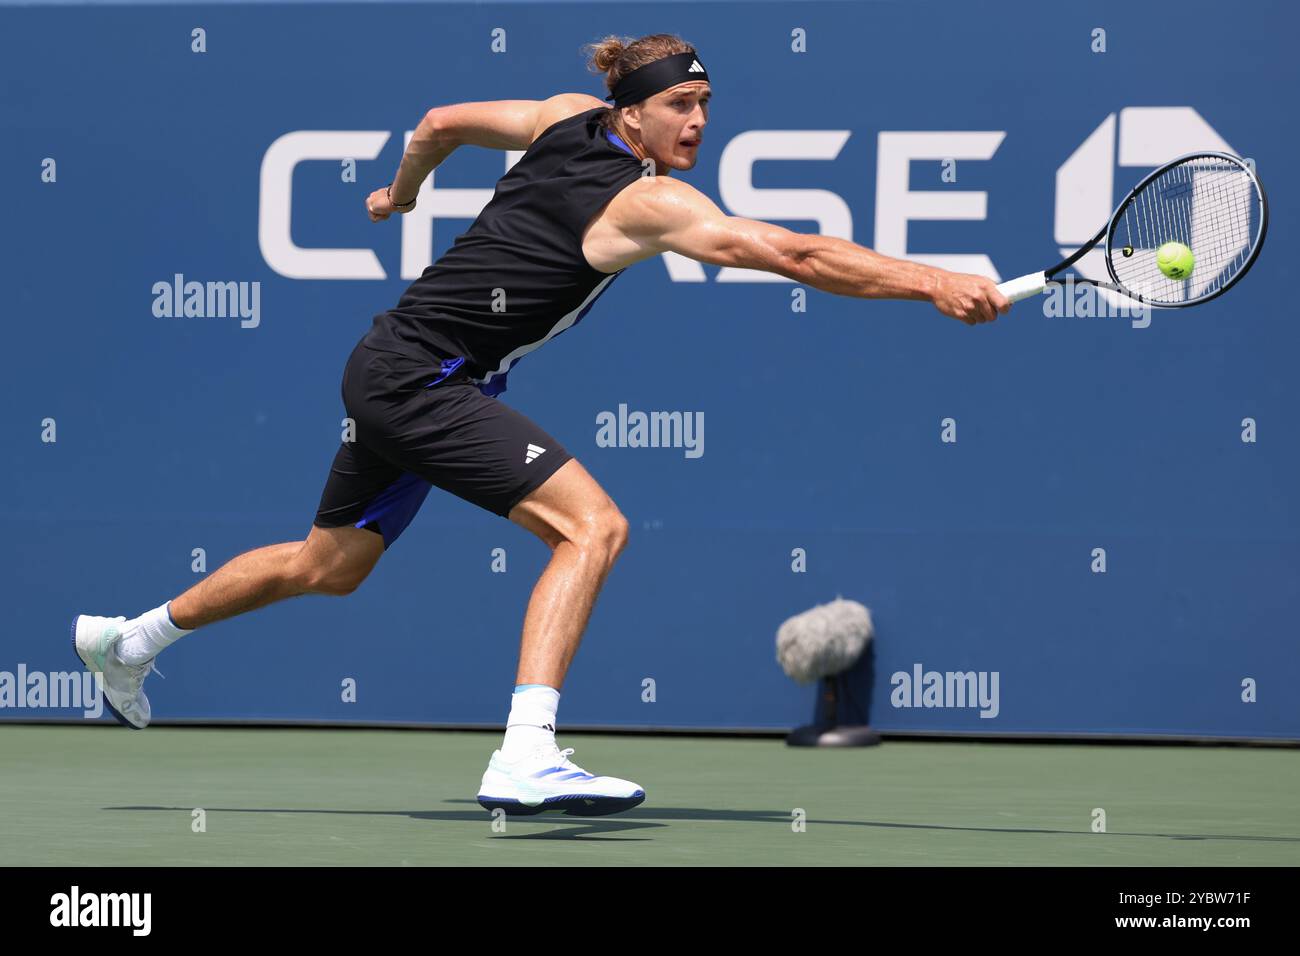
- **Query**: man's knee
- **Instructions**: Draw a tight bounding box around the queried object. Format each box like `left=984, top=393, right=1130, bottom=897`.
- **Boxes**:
left=293, top=559, right=371, bottom=596
left=292, top=526, right=383, bottom=596
left=310, top=566, right=369, bottom=597
left=509, top=459, right=628, bottom=562
left=606, top=509, right=630, bottom=557
left=578, top=505, right=629, bottom=566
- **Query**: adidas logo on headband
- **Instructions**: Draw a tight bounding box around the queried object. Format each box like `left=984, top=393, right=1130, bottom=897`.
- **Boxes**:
left=606, top=51, right=711, bottom=108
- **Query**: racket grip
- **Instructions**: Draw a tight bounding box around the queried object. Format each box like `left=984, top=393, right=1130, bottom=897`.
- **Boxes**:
left=996, top=271, right=1047, bottom=303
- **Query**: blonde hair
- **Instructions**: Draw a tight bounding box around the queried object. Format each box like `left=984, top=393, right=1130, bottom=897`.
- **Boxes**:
left=581, top=33, right=698, bottom=128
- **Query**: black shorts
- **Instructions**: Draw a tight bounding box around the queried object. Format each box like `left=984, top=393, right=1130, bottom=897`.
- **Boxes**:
left=313, top=337, right=573, bottom=548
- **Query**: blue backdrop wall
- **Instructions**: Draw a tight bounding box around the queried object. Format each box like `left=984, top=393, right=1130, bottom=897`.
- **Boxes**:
left=2, top=0, right=1296, bottom=738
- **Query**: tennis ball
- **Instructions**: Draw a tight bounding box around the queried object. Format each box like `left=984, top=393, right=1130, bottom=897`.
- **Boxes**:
left=1156, top=241, right=1195, bottom=280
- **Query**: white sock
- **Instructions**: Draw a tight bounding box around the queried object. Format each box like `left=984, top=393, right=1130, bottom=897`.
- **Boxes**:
left=500, top=684, right=560, bottom=761
left=115, top=602, right=194, bottom=665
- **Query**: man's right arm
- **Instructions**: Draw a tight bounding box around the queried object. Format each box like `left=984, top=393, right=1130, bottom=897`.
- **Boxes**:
left=619, top=177, right=1010, bottom=325
left=370, top=94, right=605, bottom=221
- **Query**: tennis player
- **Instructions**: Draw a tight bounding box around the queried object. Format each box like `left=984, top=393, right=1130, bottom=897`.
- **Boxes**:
left=74, top=33, right=1011, bottom=816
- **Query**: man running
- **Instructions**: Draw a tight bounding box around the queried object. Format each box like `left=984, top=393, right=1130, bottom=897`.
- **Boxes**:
left=74, top=33, right=1011, bottom=817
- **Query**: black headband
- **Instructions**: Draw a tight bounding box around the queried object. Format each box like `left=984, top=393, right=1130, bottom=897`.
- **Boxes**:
left=604, top=51, right=710, bottom=109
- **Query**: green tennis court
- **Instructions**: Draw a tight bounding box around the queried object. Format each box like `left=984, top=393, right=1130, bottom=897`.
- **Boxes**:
left=1, top=725, right=1295, bottom=866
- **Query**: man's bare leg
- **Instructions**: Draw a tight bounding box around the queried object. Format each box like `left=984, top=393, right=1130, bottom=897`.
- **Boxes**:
left=169, top=525, right=385, bottom=629
left=506, top=458, right=630, bottom=689
left=476, top=457, right=643, bottom=814
left=73, top=524, right=385, bottom=729
left=109, top=525, right=383, bottom=664
left=475, top=457, right=642, bottom=816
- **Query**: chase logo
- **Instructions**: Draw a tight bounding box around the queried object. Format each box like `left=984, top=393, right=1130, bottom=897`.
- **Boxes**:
left=258, top=107, right=1241, bottom=290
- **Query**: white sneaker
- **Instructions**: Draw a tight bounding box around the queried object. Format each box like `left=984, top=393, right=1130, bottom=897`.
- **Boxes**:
left=71, top=614, right=163, bottom=729
left=477, top=744, right=646, bottom=816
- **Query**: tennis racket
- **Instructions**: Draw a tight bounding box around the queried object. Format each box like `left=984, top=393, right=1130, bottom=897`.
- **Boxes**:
left=997, top=150, right=1268, bottom=307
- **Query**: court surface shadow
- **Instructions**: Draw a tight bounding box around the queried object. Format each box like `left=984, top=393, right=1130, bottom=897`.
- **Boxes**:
left=105, top=803, right=1300, bottom=843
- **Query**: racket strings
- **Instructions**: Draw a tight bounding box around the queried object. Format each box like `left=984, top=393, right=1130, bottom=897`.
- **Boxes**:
left=1109, top=157, right=1262, bottom=305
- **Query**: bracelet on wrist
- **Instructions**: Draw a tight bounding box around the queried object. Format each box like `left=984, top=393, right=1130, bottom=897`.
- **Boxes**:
left=387, top=184, right=416, bottom=209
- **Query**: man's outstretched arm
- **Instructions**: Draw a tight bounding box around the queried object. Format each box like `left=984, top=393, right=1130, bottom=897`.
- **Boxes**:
left=619, top=176, right=1011, bottom=325
left=367, top=93, right=606, bottom=221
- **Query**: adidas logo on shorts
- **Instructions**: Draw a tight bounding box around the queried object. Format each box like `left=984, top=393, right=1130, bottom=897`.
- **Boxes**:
left=524, top=443, right=546, bottom=464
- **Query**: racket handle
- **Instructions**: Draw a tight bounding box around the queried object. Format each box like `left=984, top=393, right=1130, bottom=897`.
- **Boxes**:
left=996, top=271, right=1047, bottom=303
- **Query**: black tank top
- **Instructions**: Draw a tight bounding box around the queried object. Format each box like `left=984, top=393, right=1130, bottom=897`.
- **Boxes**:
left=363, top=106, right=646, bottom=397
